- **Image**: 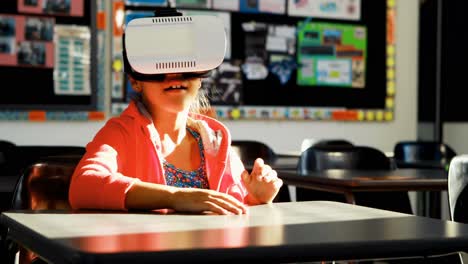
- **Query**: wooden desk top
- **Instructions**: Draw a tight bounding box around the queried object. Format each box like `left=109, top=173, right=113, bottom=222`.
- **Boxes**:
left=3, top=201, right=468, bottom=263
left=278, top=168, right=448, bottom=191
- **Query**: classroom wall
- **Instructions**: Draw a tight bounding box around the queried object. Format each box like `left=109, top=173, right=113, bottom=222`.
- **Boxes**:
left=0, top=0, right=419, bottom=154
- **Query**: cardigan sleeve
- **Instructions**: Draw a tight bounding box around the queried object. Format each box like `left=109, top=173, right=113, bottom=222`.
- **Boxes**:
left=69, top=119, right=141, bottom=210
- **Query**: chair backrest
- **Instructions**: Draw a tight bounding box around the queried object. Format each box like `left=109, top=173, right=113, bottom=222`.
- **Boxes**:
left=7, top=155, right=81, bottom=264
left=8, top=145, right=85, bottom=177
left=231, top=140, right=277, bottom=163
left=448, top=155, right=468, bottom=223
left=312, top=139, right=354, bottom=150
left=11, top=155, right=81, bottom=210
left=298, top=145, right=392, bottom=173
left=0, top=140, right=16, bottom=176
left=393, top=141, right=456, bottom=168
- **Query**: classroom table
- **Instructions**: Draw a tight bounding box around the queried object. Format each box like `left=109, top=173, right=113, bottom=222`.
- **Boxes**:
left=2, top=201, right=468, bottom=263
left=277, top=168, right=448, bottom=218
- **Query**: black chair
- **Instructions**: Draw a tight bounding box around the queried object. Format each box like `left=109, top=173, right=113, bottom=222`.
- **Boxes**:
left=231, top=140, right=277, bottom=164
left=0, top=140, right=16, bottom=173
left=311, top=139, right=354, bottom=150
left=4, top=155, right=81, bottom=264
left=393, top=141, right=457, bottom=169
left=8, top=145, right=86, bottom=178
left=231, top=140, right=291, bottom=202
left=0, top=141, right=17, bottom=213
left=296, top=145, right=413, bottom=214
left=434, top=154, right=468, bottom=263
left=448, top=155, right=468, bottom=223
left=0, top=145, right=85, bottom=213
left=394, top=141, right=456, bottom=219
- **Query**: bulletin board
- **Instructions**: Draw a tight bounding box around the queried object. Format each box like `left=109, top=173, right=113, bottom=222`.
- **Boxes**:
left=110, top=0, right=396, bottom=122
left=0, top=0, right=106, bottom=121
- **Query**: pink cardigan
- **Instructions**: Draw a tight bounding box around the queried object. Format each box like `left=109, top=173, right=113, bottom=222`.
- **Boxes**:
left=69, top=101, right=248, bottom=210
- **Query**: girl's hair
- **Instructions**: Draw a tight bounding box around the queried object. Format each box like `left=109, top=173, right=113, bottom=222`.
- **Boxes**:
left=189, top=87, right=211, bottom=114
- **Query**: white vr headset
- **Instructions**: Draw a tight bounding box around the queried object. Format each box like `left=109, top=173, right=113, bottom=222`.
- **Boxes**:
left=123, top=8, right=227, bottom=81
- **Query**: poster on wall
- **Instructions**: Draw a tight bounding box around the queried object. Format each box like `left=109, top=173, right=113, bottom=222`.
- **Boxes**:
left=287, top=0, right=361, bottom=21
left=125, top=0, right=167, bottom=6
left=173, top=0, right=211, bottom=8
left=239, top=0, right=286, bottom=14
left=53, top=25, right=91, bottom=96
left=0, top=14, right=55, bottom=68
left=203, top=61, right=243, bottom=105
left=212, top=0, right=239, bottom=11
left=18, top=0, right=85, bottom=17
left=296, top=22, right=367, bottom=88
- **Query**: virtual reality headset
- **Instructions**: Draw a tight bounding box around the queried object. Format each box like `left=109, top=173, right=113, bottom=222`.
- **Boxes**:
left=123, top=9, right=226, bottom=81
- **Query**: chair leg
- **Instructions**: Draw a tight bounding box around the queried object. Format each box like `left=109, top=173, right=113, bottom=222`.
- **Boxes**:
left=1, top=223, right=18, bottom=264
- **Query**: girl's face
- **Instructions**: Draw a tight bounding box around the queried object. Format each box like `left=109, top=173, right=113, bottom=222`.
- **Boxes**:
left=132, top=74, right=202, bottom=114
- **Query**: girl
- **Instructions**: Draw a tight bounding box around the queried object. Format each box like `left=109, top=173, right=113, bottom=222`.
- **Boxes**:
left=68, top=73, right=283, bottom=215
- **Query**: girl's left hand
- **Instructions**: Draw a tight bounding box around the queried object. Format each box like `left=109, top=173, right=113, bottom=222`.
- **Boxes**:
left=242, top=158, right=283, bottom=204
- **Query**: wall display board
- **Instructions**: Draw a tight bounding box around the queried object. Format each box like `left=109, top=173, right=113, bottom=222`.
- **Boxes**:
left=111, top=0, right=395, bottom=122
left=0, top=0, right=106, bottom=121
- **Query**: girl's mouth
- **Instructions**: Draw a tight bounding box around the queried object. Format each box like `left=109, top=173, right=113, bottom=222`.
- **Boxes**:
left=164, top=85, right=187, bottom=91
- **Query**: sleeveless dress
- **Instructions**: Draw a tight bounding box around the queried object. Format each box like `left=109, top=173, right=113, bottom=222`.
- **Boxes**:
left=163, top=127, right=209, bottom=189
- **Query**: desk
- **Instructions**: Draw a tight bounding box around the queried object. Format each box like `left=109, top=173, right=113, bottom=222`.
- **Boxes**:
left=278, top=168, right=448, bottom=218
left=2, top=201, right=468, bottom=263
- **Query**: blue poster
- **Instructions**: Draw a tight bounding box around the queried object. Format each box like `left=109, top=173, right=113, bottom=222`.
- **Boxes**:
left=125, top=0, right=167, bottom=6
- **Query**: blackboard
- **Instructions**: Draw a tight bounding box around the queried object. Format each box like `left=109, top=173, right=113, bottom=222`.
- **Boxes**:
left=0, top=0, right=105, bottom=121
left=110, top=0, right=395, bottom=122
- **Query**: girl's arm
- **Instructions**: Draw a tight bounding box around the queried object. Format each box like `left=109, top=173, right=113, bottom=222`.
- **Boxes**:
left=126, top=181, right=247, bottom=215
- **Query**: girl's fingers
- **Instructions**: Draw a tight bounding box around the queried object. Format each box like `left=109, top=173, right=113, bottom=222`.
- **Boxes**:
left=272, top=178, right=283, bottom=189
left=263, top=170, right=278, bottom=183
left=256, top=164, right=273, bottom=181
left=204, top=201, right=231, bottom=215
left=253, top=158, right=264, bottom=175
left=242, top=170, right=251, bottom=184
left=210, top=196, right=245, bottom=215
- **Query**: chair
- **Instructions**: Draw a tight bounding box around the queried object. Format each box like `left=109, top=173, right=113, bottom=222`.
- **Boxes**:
left=437, top=154, right=468, bottom=263
left=0, top=140, right=16, bottom=173
left=231, top=140, right=277, bottom=164
left=296, top=145, right=413, bottom=214
left=4, top=155, right=81, bottom=264
left=393, top=141, right=457, bottom=169
left=297, top=145, right=394, bottom=174
left=448, top=155, right=468, bottom=223
left=8, top=145, right=86, bottom=178
left=0, top=141, right=17, bottom=213
left=0, top=145, right=85, bottom=214
left=311, top=139, right=354, bottom=150
left=231, top=140, right=291, bottom=202
left=394, top=141, right=456, bottom=218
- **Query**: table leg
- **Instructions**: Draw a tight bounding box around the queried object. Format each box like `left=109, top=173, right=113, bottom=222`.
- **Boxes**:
left=417, top=191, right=441, bottom=219
left=344, top=192, right=356, bottom=205
left=428, top=191, right=441, bottom=219
left=416, top=191, right=427, bottom=216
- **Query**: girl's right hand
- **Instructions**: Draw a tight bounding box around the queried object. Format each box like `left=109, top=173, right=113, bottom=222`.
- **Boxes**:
left=170, top=188, right=248, bottom=215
